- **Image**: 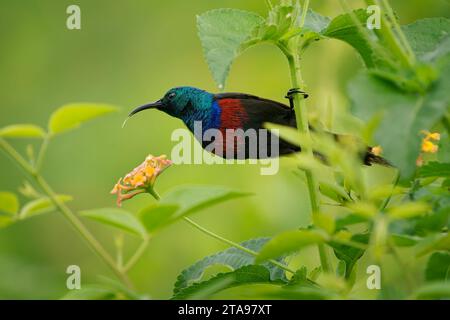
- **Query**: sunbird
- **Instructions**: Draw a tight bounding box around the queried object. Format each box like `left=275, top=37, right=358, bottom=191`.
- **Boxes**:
left=126, top=86, right=388, bottom=165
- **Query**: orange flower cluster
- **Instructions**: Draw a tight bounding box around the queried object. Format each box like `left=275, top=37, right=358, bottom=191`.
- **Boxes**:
left=111, top=154, right=172, bottom=206
left=417, top=131, right=440, bottom=166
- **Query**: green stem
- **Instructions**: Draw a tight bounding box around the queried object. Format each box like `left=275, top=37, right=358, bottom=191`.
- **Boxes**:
left=183, top=217, right=295, bottom=275
left=123, top=235, right=150, bottom=273
left=281, top=13, right=332, bottom=272
left=0, top=137, right=133, bottom=289
left=35, top=134, right=50, bottom=171
left=265, top=0, right=273, bottom=10
left=150, top=190, right=294, bottom=274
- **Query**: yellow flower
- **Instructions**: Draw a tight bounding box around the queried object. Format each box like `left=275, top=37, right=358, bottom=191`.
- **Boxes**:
left=421, top=140, right=438, bottom=153
left=111, top=154, right=172, bottom=206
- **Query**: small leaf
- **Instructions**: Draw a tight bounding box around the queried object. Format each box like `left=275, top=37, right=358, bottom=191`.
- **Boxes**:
left=80, top=208, right=146, bottom=238
left=61, top=285, right=116, bottom=300
left=256, top=230, right=327, bottom=262
left=173, top=237, right=286, bottom=295
left=0, top=192, right=19, bottom=215
left=197, top=9, right=265, bottom=87
left=330, top=233, right=369, bottom=279
left=319, top=181, right=351, bottom=203
left=413, top=281, right=450, bottom=300
left=345, top=201, right=378, bottom=219
left=139, top=204, right=179, bottom=233
left=425, top=252, right=450, bottom=282
left=387, top=202, right=431, bottom=220
left=49, top=103, right=118, bottom=135
left=19, top=195, right=72, bottom=219
left=0, top=124, right=46, bottom=139
left=418, top=161, right=450, bottom=178
left=161, top=185, right=251, bottom=220
left=313, top=212, right=335, bottom=235
left=390, top=234, right=421, bottom=247
left=265, top=122, right=302, bottom=147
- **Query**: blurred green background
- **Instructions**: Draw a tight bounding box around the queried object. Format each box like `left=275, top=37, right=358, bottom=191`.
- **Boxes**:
left=0, top=0, right=449, bottom=299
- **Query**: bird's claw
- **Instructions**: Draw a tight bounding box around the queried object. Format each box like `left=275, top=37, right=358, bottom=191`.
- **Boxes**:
left=285, top=88, right=309, bottom=109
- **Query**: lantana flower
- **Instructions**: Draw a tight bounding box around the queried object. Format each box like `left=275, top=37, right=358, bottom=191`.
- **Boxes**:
left=111, top=154, right=172, bottom=206
left=416, top=131, right=440, bottom=166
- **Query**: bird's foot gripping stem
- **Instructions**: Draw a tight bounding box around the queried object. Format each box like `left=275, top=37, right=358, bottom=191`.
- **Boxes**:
left=285, top=88, right=309, bottom=109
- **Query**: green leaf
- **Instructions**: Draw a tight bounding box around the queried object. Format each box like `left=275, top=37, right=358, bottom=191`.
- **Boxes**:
left=256, top=230, right=327, bottom=263
left=323, top=9, right=376, bottom=68
left=173, top=237, right=287, bottom=295
left=0, top=124, right=46, bottom=139
left=79, top=208, right=146, bottom=238
left=161, top=185, right=251, bottom=220
left=413, top=281, right=450, bottom=299
left=197, top=9, right=265, bottom=88
left=139, top=204, right=179, bottom=233
left=172, top=265, right=278, bottom=300
left=0, top=216, right=15, bottom=228
left=330, top=233, right=369, bottom=279
left=19, top=195, right=72, bottom=219
left=418, top=162, right=450, bottom=178
left=49, top=103, right=118, bottom=135
left=387, top=202, right=431, bottom=220
left=0, top=192, right=19, bottom=215
left=425, top=252, right=450, bottom=282
left=61, top=285, right=116, bottom=300
left=403, top=18, right=450, bottom=61
left=390, top=234, right=421, bottom=247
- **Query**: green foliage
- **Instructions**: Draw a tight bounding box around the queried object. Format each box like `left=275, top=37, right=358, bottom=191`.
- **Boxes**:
left=256, top=230, right=327, bottom=262
left=418, top=162, right=450, bottom=178
left=331, top=234, right=369, bottom=279
left=19, top=195, right=72, bottom=219
left=49, top=103, right=118, bottom=136
left=0, top=192, right=19, bottom=215
left=174, top=237, right=287, bottom=295
left=425, top=251, right=450, bottom=281
left=80, top=208, right=147, bottom=238
left=197, top=9, right=265, bottom=88
left=0, top=124, right=46, bottom=139
left=172, top=265, right=280, bottom=300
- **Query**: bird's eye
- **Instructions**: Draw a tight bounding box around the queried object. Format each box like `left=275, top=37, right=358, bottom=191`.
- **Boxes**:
left=168, top=92, right=176, bottom=99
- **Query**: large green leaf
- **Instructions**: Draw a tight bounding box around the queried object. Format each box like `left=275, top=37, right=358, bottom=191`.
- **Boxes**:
left=0, top=192, right=19, bottom=215
left=413, top=281, right=450, bottom=299
left=19, top=195, right=72, bottom=219
left=256, top=230, right=327, bottom=263
left=323, top=9, right=376, bottom=68
left=173, top=237, right=287, bottom=295
left=197, top=9, right=265, bottom=88
left=49, top=103, right=118, bottom=135
left=0, top=124, right=46, bottom=139
left=425, top=251, right=450, bottom=282
left=172, top=265, right=280, bottom=300
left=403, top=18, right=450, bottom=61
left=80, top=208, right=146, bottom=238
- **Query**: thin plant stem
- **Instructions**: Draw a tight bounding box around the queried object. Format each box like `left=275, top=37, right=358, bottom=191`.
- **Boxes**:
left=183, top=217, right=295, bottom=275
left=265, top=0, right=273, bottom=10
left=148, top=190, right=295, bottom=273
left=35, top=134, right=50, bottom=171
left=123, top=235, right=150, bottom=273
left=0, top=137, right=133, bottom=289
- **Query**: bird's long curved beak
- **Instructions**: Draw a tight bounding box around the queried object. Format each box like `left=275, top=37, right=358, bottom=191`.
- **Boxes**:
left=122, top=100, right=164, bottom=128
left=128, top=100, right=163, bottom=117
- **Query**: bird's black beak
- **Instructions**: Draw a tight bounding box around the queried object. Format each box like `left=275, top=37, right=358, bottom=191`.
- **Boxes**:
left=122, top=100, right=164, bottom=128
left=128, top=99, right=164, bottom=117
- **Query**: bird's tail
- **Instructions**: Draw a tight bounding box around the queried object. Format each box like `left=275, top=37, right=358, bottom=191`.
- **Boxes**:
left=364, top=148, right=392, bottom=167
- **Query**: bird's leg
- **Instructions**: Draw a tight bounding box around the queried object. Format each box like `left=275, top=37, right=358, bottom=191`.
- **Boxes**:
left=285, top=88, right=309, bottom=109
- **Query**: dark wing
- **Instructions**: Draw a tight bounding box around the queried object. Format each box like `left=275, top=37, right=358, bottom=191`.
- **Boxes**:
left=213, top=92, right=300, bottom=158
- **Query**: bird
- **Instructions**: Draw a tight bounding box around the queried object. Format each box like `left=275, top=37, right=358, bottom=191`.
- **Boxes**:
left=126, top=86, right=389, bottom=166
